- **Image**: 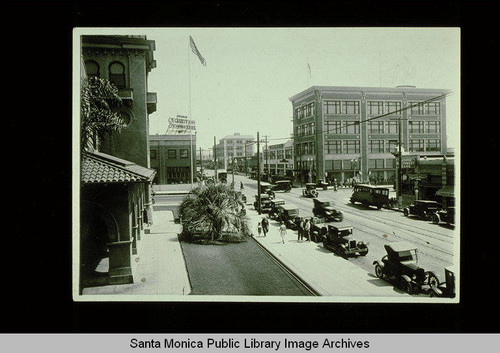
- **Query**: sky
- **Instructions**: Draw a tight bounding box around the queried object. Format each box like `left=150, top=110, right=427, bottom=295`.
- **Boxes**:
left=80, top=28, right=460, bottom=154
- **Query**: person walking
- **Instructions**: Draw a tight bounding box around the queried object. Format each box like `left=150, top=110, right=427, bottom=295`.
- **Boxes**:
left=257, top=222, right=262, bottom=237
left=261, top=216, right=269, bottom=237
left=298, top=218, right=305, bottom=242
left=304, top=218, right=311, bottom=242
left=240, top=181, right=244, bottom=190
left=279, top=221, right=287, bottom=244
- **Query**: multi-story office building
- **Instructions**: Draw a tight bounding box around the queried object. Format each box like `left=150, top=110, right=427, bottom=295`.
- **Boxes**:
left=149, top=134, right=197, bottom=184
left=263, top=140, right=294, bottom=177
left=215, top=133, right=255, bottom=170
left=289, top=86, right=450, bottom=184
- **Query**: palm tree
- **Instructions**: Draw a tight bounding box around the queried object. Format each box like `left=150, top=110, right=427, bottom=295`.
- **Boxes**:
left=179, top=183, right=250, bottom=243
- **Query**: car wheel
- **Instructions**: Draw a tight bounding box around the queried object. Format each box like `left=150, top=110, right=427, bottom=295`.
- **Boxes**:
left=375, top=264, right=384, bottom=279
left=350, top=199, right=355, bottom=204
left=360, top=245, right=368, bottom=256
left=400, top=278, right=413, bottom=294
left=377, top=205, right=382, bottom=210
left=427, top=272, right=439, bottom=289
left=429, top=291, right=437, bottom=298
left=403, top=209, right=409, bottom=216
left=432, top=213, right=440, bottom=224
left=322, top=239, right=328, bottom=248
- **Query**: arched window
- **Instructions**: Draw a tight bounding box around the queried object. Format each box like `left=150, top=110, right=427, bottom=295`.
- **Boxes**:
left=85, top=60, right=100, bottom=79
left=109, top=61, right=126, bottom=88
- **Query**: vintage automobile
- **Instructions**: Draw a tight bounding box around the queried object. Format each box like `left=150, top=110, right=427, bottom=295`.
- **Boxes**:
left=431, top=206, right=455, bottom=225
left=373, top=242, right=439, bottom=294
left=350, top=184, right=389, bottom=209
left=268, top=198, right=286, bottom=220
left=316, top=179, right=330, bottom=190
left=428, top=266, right=456, bottom=298
left=322, top=224, right=369, bottom=257
left=277, top=204, right=300, bottom=229
left=312, top=198, right=343, bottom=222
left=403, top=200, right=442, bottom=220
left=302, top=183, right=319, bottom=198
left=310, top=217, right=329, bottom=243
left=259, top=182, right=276, bottom=199
left=253, top=194, right=273, bottom=213
left=272, top=180, right=292, bottom=192
left=218, top=172, right=228, bottom=183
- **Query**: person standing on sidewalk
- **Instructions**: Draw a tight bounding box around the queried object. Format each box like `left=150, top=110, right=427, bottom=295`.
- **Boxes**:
left=304, top=218, right=311, bottom=242
left=240, top=181, right=244, bottom=190
left=257, top=222, right=262, bottom=237
left=261, top=216, right=269, bottom=237
left=279, top=221, right=287, bottom=244
left=298, top=218, right=305, bottom=242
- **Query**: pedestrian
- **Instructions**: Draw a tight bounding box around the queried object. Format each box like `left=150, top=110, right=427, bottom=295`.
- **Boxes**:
left=257, top=222, right=262, bottom=237
left=333, top=177, right=338, bottom=191
left=298, top=218, right=305, bottom=242
left=279, top=221, right=287, bottom=244
left=304, top=218, right=311, bottom=242
left=240, top=181, right=244, bottom=190
left=262, top=216, right=269, bottom=237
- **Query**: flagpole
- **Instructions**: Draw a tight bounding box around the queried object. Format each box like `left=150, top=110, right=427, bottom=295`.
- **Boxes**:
left=188, top=36, right=194, bottom=189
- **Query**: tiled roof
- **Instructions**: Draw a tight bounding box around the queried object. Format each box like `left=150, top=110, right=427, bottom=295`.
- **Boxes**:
left=81, top=151, right=156, bottom=184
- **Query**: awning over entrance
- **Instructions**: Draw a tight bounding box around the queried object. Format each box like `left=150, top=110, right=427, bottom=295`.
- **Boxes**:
left=436, top=185, right=455, bottom=198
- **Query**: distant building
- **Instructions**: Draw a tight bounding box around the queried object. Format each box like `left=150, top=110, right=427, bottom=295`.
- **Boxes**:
left=149, top=134, right=197, bottom=184
left=289, top=86, right=450, bottom=185
left=215, top=133, right=255, bottom=170
left=263, top=140, right=294, bottom=178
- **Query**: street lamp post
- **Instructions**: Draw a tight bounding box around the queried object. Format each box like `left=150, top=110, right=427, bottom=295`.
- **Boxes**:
left=351, top=158, right=359, bottom=183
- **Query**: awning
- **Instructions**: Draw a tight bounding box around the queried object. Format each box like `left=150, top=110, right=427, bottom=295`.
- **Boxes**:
left=436, top=185, right=455, bottom=198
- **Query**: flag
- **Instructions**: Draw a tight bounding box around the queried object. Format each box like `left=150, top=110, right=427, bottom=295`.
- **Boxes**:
left=307, top=61, right=312, bottom=79
left=189, top=35, right=206, bottom=66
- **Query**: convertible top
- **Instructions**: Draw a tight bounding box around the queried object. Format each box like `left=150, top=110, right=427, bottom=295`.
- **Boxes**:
left=385, top=241, right=417, bottom=252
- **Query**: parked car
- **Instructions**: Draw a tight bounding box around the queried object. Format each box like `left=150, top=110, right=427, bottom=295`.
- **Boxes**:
left=350, top=184, right=389, bottom=209
left=322, top=224, right=369, bottom=257
left=302, top=183, right=319, bottom=198
left=428, top=266, right=456, bottom=298
left=310, top=217, right=329, bottom=243
left=268, top=198, right=286, bottom=220
left=272, top=180, right=292, bottom=192
left=403, top=200, right=442, bottom=220
left=373, top=242, right=439, bottom=294
left=259, top=182, right=276, bottom=199
left=431, top=206, right=455, bottom=225
left=218, top=172, right=228, bottom=183
left=316, top=179, right=329, bottom=190
left=312, top=198, right=343, bottom=222
left=277, top=204, right=300, bottom=229
left=253, top=194, right=272, bottom=213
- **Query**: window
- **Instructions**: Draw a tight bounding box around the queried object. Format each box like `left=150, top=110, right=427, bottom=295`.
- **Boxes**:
left=343, top=160, right=353, bottom=170
left=427, top=121, right=441, bottom=133
left=409, top=139, right=425, bottom=152
left=325, top=101, right=341, bottom=114
left=386, top=121, right=399, bottom=134
left=309, top=122, right=315, bottom=135
left=345, top=140, right=360, bottom=154
left=269, top=151, right=276, bottom=159
left=168, top=149, right=176, bottom=159
left=410, top=102, right=425, bottom=115
left=368, top=159, right=384, bottom=169
left=343, top=101, right=360, bottom=115
left=180, top=149, right=188, bottom=158
left=368, top=101, right=384, bottom=115
left=150, top=150, right=157, bottom=160
left=386, top=158, right=396, bottom=168
left=325, top=121, right=341, bottom=134
left=333, top=160, right=342, bottom=170
left=296, top=144, right=301, bottom=156
left=426, top=102, right=441, bottom=115
left=85, top=60, right=99, bottom=78
left=325, top=140, right=342, bottom=154
left=368, top=121, right=384, bottom=134
left=386, top=101, right=402, bottom=113
left=409, top=121, right=425, bottom=134
left=109, top=61, right=126, bottom=88
left=277, top=150, right=284, bottom=160
left=386, top=140, right=398, bottom=153
left=343, top=121, right=360, bottom=134
left=306, top=102, right=315, bottom=117
left=285, top=149, right=292, bottom=159
left=369, top=140, right=384, bottom=153
left=426, top=139, right=441, bottom=152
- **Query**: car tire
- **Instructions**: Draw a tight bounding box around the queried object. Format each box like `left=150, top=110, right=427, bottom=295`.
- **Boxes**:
left=432, top=213, right=440, bottom=224
left=350, top=199, right=355, bottom=204
left=375, top=264, right=384, bottom=279
left=427, top=272, right=439, bottom=289
left=322, top=239, right=328, bottom=249
left=403, top=209, right=409, bottom=216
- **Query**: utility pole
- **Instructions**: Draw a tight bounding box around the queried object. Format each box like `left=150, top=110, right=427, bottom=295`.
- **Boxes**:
left=199, top=147, right=203, bottom=176
left=214, top=136, right=218, bottom=182
left=264, top=135, right=269, bottom=179
left=257, top=131, right=261, bottom=215
left=397, top=117, right=403, bottom=206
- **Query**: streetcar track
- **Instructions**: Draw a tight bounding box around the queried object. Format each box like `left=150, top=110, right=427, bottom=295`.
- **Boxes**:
left=249, top=236, right=319, bottom=296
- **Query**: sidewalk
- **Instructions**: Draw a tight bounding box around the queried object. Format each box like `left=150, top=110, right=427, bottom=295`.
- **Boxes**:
left=82, top=210, right=191, bottom=296
left=247, top=210, right=406, bottom=298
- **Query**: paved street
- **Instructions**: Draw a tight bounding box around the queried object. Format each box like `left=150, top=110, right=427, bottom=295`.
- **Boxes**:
left=226, top=171, right=457, bottom=281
